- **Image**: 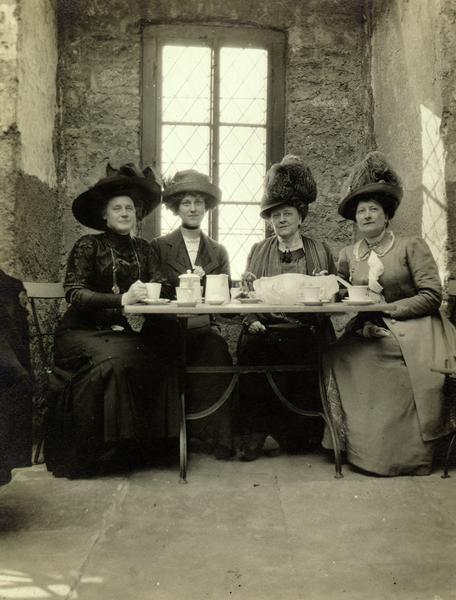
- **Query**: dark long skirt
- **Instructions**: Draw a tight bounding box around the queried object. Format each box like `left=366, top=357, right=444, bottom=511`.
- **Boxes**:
left=143, top=316, right=233, bottom=456
left=0, top=272, right=33, bottom=485
left=45, top=327, right=177, bottom=477
left=185, top=326, right=233, bottom=454
left=237, top=324, right=323, bottom=452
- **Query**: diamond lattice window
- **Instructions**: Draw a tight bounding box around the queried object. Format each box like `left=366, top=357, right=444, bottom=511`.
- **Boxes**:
left=142, top=26, right=285, bottom=279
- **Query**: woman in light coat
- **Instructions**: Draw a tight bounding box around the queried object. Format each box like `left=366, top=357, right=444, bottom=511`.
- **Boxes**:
left=325, top=151, right=454, bottom=476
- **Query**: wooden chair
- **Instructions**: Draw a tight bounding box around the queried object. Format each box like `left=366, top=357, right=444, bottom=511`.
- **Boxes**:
left=22, top=282, right=65, bottom=463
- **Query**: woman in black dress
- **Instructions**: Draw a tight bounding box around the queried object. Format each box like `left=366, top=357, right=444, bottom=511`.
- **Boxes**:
left=237, top=155, right=336, bottom=461
left=46, top=163, right=177, bottom=478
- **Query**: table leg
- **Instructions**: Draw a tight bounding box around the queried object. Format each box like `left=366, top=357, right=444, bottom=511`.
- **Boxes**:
left=317, top=318, right=343, bottom=479
left=442, top=432, right=456, bottom=479
left=178, top=317, right=188, bottom=484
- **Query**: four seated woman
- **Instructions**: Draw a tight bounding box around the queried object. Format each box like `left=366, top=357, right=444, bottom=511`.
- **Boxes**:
left=324, top=151, right=453, bottom=476
left=43, top=155, right=454, bottom=477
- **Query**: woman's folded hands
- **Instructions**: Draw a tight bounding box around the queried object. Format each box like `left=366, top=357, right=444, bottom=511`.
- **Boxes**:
left=357, top=321, right=390, bottom=339
left=248, top=320, right=267, bottom=334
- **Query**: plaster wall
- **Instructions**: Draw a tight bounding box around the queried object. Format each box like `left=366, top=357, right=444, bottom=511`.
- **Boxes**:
left=370, top=0, right=452, bottom=279
left=440, top=1, right=456, bottom=279
left=58, top=0, right=371, bottom=258
left=0, top=0, right=19, bottom=273
left=15, top=0, right=60, bottom=280
left=0, top=0, right=59, bottom=280
left=17, top=0, right=57, bottom=186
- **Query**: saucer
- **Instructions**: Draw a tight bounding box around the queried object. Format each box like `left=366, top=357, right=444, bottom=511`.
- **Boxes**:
left=299, top=301, right=323, bottom=306
left=172, top=300, right=198, bottom=308
left=206, top=299, right=225, bottom=305
left=342, top=298, right=376, bottom=306
left=237, top=298, right=262, bottom=304
left=142, top=298, right=170, bottom=305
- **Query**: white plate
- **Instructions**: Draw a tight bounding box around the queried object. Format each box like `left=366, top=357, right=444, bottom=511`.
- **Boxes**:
left=142, top=298, right=170, bottom=305
left=342, top=299, right=377, bottom=306
left=205, top=299, right=225, bottom=305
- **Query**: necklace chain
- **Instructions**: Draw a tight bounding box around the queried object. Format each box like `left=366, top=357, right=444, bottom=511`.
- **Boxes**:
left=108, top=237, right=141, bottom=294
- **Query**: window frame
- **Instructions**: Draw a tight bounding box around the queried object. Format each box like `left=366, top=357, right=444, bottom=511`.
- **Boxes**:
left=141, top=24, right=286, bottom=241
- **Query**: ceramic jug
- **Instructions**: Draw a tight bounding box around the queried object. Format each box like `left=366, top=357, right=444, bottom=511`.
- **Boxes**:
left=205, top=274, right=230, bottom=304
left=178, top=270, right=202, bottom=302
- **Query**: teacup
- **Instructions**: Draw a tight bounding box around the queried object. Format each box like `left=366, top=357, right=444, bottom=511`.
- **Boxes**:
left=176, top=287, right=195, bottom=304
left=299, top=286, right=321, bottom=303
left=145, top=282, right=161, bottom=300
left=347, top=285, right=370, bottom=302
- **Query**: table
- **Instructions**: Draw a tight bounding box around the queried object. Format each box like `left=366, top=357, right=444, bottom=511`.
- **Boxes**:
left=125, top=301, right=392, bottom=481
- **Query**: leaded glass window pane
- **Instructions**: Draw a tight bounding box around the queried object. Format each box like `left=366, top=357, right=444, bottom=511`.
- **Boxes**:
left=220, top=47, right=267, bottom=125
left=162, top=46, right=211, bottom=123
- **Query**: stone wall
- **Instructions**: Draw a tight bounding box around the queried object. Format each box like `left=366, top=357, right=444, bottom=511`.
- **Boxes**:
left=440, top=1, right=456, bottom=280
left=0, top=0, right=20, bottom=274
left=370, top=0, right=456, bottom=281
left=57, top=0, right=371, bottom=259
left=0, top=0, right=59, bottom=280
left=16, top=0, right=60, bottom=281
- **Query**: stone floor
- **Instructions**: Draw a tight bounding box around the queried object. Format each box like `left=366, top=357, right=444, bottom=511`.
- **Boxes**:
left=1, top=449, right=455, bottom=600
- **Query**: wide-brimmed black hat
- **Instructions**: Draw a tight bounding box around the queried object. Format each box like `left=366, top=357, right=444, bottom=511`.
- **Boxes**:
left=72, top=163, right=162, bottom=230
left=260, top=154, right=317, bottom=218
left=338, top=151, right=403, bottom=220
left=163, top=170, right=221, bottom=212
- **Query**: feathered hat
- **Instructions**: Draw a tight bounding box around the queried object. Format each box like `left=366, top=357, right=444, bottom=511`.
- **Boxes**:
left=163, top=170, right=221, bottom=212
left=260, top=154, right=317, bottom=218
left=72, top=163, right=162, bottom=230
left=338, top=151, right=403, bottom=221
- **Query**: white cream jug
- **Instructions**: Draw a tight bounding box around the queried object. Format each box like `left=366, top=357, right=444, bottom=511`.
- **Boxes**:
left=205, top=274, right=230, bottom=304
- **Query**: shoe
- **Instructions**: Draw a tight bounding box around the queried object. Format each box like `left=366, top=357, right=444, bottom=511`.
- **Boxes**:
left=214, top=444, right=235, bottom=460
left=239, top=433, right=267, bottom=462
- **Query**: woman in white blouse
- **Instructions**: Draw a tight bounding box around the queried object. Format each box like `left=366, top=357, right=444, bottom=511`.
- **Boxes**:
left=148, top=170, right=233, bottom=460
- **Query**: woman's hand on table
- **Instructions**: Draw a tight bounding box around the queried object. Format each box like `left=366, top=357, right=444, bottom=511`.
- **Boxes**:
left=382, top=303, right=408, bottom=319
left=121, top=280, right=148, bottom=305
left=248, top=320, right=267, bottom=334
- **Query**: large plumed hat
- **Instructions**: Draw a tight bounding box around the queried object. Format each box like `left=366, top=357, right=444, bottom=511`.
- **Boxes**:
left=338, top=151, right=403, bottom=220
left=72, top=163, right=162, bottom=230
left=163, top=170, right=221, bottom=211
left=260, top=154, right=317, bottom=218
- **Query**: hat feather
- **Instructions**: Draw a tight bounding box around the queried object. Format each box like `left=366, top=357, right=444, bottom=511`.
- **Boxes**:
left=348, top=151, right=402, bottom=193
left=266, top=161, right=317, bottom=205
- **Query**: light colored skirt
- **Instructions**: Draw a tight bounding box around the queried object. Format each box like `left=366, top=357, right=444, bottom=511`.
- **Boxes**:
left=323, top=332, right=435, bottom=476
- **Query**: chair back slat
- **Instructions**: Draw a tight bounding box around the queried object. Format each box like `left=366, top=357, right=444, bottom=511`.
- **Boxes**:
left=23, top=282, right=65, bottom=299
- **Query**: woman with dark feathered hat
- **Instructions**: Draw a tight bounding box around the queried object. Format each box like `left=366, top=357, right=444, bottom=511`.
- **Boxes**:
left=236, top=155, right=337, bottom=461
left=45, top=163, right=177, bottom=478
left=324, top=151, right=455, bottom=476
